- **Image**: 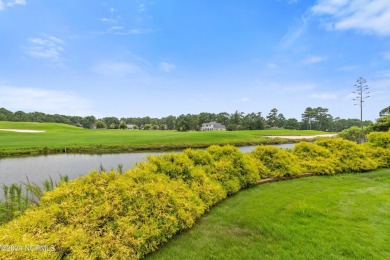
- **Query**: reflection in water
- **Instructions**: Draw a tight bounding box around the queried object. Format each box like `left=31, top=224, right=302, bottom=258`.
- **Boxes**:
left=0, top=144, right=295, bottom=187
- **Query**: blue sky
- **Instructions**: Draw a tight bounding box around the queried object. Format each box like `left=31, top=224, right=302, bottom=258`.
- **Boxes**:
left=0, top=0, right=389, bottom=121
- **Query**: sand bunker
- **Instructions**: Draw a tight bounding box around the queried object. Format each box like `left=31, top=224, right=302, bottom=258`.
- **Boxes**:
left=0, top=129, right=46, bottom=133
left=265, top=134, right=336, bottom=140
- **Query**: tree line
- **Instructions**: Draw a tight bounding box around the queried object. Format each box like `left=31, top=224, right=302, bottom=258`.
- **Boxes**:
left=0, top=107, right=375, bottom=132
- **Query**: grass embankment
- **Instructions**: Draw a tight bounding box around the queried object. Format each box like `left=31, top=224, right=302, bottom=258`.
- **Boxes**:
left=0, top=121, right=327, bottom=157
left=148, top=168, right=390, bottom=260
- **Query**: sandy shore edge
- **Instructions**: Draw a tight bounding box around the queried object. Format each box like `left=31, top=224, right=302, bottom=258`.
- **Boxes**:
left=0, top=129, right=46, bottom=133
left=265, top=134, right=336, bottom=140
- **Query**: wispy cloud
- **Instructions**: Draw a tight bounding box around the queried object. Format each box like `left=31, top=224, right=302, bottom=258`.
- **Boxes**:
left=310, top=93, right=337, bottom=100
left=100, top=17, right=117, bottom=23
left=233, top=97, right=250, bottom=104
left=0, top=0, right=26, bottom=10
left=302, top=55, right=327, bottom=64
left=92, top=61, right=145, bottom=78
left=0, top=85, right=94, bottom=116
left=158, top=62, right=176, bottom=73
left=278, top=14, right=310, bottom=50
left=24, top=35, right=65, bottom=65
left=312, top=0, right=390, bottom=36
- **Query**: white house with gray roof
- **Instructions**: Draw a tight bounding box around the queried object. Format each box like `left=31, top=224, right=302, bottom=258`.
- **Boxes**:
left=201, top=122, right=226, bottom=131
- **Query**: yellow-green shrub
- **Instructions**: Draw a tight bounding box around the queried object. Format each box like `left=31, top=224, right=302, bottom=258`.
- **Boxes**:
left=0, top=170, right=205, bottom=259
left=292, top=142, right=338, bottom=175
left=251, top=146, right=303, bottom=177
left=142, top=153, right=226, bottom=208
left=361, top=143, right=390, bottom=168
left=205, top=145, right=259, bottom=194
left=314, top=138, right=378, bottom=173
left=367, top=130, right=390, bottom=149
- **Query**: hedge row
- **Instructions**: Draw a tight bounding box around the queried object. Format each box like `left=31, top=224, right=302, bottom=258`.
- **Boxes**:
left=0, top=134, right=389, bottom=259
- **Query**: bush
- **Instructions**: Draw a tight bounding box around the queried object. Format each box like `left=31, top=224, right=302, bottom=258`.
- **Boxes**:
left=251, top=146, right=303, bottom=177
left=0, top=140, right=388, bottom=259
left=0, top=170, right=205, bottom=259
left=338, top=126, right=367, bottom=143
left=206, top=145, right=259, bottom=194
left=315, top=138, right=378, bottom=173
left=292, top=142, right=338, bottom=175
left=367, top=130, right=390, bottom=149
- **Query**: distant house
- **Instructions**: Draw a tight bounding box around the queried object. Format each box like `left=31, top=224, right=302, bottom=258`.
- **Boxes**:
left=201, top=121, right=226, bottom=131
left=126, top=124, right=137, bottom=130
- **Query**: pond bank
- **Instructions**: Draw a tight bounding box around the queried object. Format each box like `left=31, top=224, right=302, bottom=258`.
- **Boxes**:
left=0, top=139, right=299, bottom=158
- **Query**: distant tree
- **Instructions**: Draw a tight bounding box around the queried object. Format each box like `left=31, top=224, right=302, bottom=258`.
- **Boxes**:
left=276, top=113, right=286, bottom=128
left=103, top=117, right=120, bottom=129
left=96, top=120, right=107, bottom=129
left=81, top=116, right=96, bottom=129
left=266, top=108, right=278, bottom=129
left=119, top=121, right=127, bottom=130
left=352, top=77, right=370, bottom=131
left=159, top=124, right=167, bottom=130
left=143, top=124, right=152, bottom=130
left=161, top=115, right=176, bottom=130
left=151, top=125, right=159, bottom=130
left=301, top=107, right=315, bottom=130
left=379, top=106, right=390, bottom=117
left=371, top=115, right=390, bottom=132
left=284, top=118, right=300, bottom=130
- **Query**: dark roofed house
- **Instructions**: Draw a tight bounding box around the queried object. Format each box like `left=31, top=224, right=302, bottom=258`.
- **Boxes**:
left=201, top=122, right=226, bottom=131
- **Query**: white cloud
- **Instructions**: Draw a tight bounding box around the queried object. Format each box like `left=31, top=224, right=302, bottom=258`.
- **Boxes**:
left=310, top=93, right=337, bottom=100
left=24, top=35, right=65, bottom=64
left=302, top=55, right=327, bottom=64
left=233, top=97, right=250, bottom=104
left=278, top=15, right=310, bottom=50
left=158, top=62, right=176, bottom=73
left=0, top=85, right=93, bottom=116
left=312, top=0, right=390, bottom=36
left=92, top=61, right=144, bottom=77
left=7, top=0, right=25, bottom=7
left=0, top=0, right=25, bottom=10
left=100, top=17, right=117, bottom=23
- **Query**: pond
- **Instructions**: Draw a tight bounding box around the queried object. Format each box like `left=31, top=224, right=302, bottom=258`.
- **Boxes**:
left=0, top=144, right=295, bottom=187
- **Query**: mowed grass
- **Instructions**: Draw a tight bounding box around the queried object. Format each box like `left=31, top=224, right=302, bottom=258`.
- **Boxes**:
left=147, top=169, right=390, bottom=260
left=0, top=121, right=326, bottom=153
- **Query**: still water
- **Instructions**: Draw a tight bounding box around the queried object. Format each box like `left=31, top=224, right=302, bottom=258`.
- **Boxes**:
left=0, top=144, right=295, bottom=186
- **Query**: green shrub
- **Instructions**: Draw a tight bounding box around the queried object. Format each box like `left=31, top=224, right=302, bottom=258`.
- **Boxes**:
left=206, top=145, right=259, bottom=194
left=143, top=153, right=226, bottom=209
left=251, top=146, right=303, bottom=177
left=0, top=170, right=205, bottom=259
left=315, top=138, right=378, bottom=173
left=361, top=143, right=390, bottom=168
left=337, top=126, right=367, bottom=143
left=367, top=130, right=390, bottom=149
left=292, top=142, right=338, bottom=175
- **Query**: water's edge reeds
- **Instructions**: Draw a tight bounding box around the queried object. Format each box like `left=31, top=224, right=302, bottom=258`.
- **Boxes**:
left=0, top=175, right=69, bottom=225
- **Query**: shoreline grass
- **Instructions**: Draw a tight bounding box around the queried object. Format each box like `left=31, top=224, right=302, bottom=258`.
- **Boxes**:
left=147, top=168, right=390, bottom=259
left=0, top=121, right=328, bottom=157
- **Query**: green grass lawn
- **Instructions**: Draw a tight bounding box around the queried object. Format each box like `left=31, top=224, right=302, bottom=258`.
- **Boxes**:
left=147, top=169, right=390, bottom=260
left=0, top=121, right=327, bottom=156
